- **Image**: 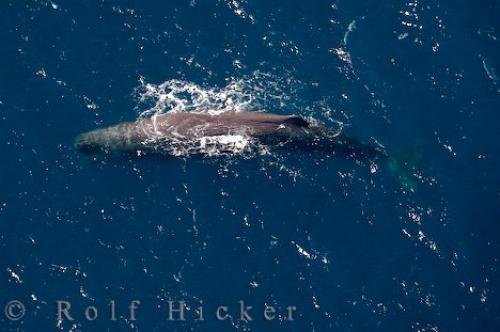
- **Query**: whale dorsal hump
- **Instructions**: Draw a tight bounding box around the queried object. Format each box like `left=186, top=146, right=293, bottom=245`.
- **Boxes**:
left=283, top=116, right=310, bottom=128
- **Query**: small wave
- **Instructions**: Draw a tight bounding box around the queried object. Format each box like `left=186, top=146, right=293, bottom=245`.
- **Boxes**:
left=482, top=58, right=498, bottom=83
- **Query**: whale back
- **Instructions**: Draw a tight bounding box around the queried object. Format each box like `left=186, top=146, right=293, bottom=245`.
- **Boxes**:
left=150, top=111, right=314, bottom=139
left=75, top=111, right=382, bottom=159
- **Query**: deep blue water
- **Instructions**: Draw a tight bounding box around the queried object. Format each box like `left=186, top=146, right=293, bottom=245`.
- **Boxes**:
left=0, top=0, right=499, bottom=331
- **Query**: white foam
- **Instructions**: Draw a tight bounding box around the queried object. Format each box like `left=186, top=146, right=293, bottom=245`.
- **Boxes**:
left=136, top=71, right=295, bottom=117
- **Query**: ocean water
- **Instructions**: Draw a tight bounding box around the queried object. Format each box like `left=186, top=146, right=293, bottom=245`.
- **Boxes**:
left=0, top=0, right=499, bottom=331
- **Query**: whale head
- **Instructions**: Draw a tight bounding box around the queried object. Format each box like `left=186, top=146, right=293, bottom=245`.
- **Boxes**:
left=75, top=122, right=145, bottom=155
left=74, top=131, right=107, bottom=154
left=75, top=127, right=121, bottom=154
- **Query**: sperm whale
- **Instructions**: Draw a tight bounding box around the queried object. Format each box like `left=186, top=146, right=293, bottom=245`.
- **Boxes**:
left=75, top=111, right=381, bottom=158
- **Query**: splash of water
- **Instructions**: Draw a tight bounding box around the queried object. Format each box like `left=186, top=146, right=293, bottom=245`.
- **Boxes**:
left=135, top=71, right=297, bottom=117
